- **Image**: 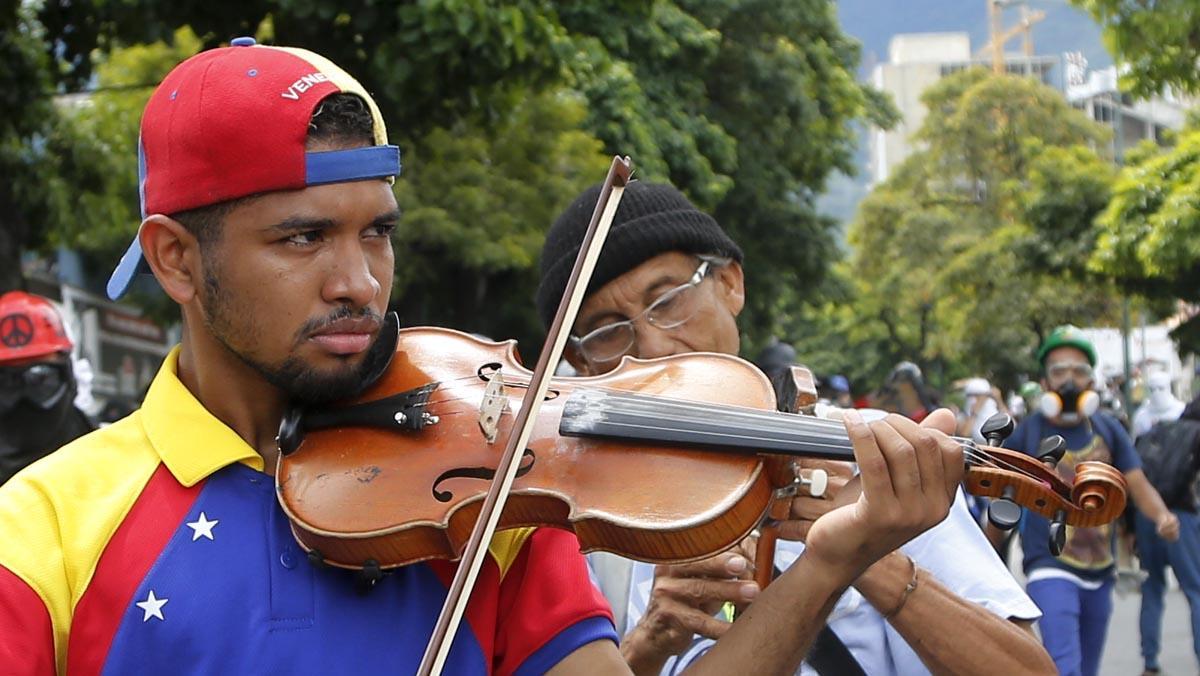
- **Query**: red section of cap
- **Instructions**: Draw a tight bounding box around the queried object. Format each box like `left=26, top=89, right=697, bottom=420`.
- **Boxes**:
left=66, top=464, right=201, bottom=674
left=0, top=291, right=72, bottom=363
left=140, top=46, right=342, bottom=215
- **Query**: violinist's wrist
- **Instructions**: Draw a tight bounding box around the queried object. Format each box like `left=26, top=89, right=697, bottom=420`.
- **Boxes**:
left=853, top=550, right=915, bottom=614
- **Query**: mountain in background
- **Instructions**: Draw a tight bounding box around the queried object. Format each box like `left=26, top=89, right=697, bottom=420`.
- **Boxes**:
left=817, top=0, right=1112, bottom=232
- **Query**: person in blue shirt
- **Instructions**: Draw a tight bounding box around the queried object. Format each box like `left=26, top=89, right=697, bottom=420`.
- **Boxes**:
left=1002, top=325, right=1180, bottom=676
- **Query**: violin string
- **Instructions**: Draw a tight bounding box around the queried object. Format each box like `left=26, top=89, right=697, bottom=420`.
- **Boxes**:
left=385, top=376, right=1061, bottom=490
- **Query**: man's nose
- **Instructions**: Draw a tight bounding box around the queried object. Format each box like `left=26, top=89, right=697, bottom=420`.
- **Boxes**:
left=631, top=321, right=680, bottom=360
left=322, top=239, right=382, bottom=308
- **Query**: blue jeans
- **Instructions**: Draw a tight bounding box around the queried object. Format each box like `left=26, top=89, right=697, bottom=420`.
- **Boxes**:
left=1027, top=576, right=1114, bottom=676
left=1136, top=509, right=1200, bottom=670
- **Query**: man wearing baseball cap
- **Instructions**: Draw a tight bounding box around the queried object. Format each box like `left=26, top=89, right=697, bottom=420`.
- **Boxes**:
left=1002, top=325, right=1179, bottom=676
left=537, top=181, right=1052, bottom=675
left=0, top=40, right=635, bottom=674
left=0, top=291, right=93, bottom=484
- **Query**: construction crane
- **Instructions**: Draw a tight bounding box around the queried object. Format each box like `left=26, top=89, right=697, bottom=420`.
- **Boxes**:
left=978, top=0, right=1046, bottom=74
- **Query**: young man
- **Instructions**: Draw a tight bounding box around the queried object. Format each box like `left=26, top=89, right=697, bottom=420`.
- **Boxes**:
left=0, top=42, right=965, bottom=674
left=1002, top=325, right=1180, bottom=676
left=537, top=181, right=1054, bottom=675
left=0, top=291, right=93, bottom=484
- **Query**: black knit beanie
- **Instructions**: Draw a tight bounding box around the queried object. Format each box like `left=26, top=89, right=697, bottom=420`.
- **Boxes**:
left=536, top=181, right=743, bottom=329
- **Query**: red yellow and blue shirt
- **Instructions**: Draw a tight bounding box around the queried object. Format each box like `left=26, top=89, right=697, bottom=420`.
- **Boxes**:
left=0, top=349, right=616, bottom=674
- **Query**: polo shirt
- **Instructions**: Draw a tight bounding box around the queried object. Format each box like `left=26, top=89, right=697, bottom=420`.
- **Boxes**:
left=0, top=348, right=615, bottom=674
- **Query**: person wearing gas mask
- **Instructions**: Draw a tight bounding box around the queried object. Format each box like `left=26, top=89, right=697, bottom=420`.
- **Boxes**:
left=0, top=291, right=93, bottom=484
left=1001, top=325, right=1180, bottom=676
left=1132, top=371, right=1185, bottom=440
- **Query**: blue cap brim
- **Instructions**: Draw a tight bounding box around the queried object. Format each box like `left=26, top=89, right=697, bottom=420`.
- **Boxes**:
left=107, top=237, right=150, bottom=300
left=105, top=145, right=402, bottom=301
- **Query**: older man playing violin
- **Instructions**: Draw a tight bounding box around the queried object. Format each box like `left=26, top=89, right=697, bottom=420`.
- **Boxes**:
left=536, top=181, right=1054, bottom=675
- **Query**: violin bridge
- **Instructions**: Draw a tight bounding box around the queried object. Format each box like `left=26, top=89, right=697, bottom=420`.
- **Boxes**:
left=478, top=369, right=506, bottom=444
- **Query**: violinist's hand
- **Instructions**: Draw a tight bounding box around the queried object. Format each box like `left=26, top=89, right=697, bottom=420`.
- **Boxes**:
left=802, top=409, right=963, bottom=578
left=621, top=548, right=757, bottom=676
left=776, top=458, right=856, bottom=542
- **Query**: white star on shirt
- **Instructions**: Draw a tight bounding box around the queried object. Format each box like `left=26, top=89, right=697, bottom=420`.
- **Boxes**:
left=186, top=512, right=219, bottom=541
left=136, top=590, right=168, bottom=622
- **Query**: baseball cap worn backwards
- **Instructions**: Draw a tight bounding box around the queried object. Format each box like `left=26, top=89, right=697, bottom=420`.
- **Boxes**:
left=106, top=37, right=402, bottom=300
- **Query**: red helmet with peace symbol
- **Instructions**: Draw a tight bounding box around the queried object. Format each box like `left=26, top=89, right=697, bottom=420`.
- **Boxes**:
left=0, top=292, right=73, bottom=364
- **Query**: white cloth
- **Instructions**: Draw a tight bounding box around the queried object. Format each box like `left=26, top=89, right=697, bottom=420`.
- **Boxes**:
left=604, top=488, right=1040, bottom=676
left=1132, top=374, right=1185, bottom=439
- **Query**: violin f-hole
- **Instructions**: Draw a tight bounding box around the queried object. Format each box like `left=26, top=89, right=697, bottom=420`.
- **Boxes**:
left=431, top=448, right=537, bottom=502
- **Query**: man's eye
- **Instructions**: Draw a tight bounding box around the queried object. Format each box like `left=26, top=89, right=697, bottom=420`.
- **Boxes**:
left=366, top=223, right=397, bottom=238
left=286, top=231, right=323, bottom=246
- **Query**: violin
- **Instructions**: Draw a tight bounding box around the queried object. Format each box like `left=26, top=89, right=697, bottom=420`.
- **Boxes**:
left=276, top=325, right=1128, bottom=572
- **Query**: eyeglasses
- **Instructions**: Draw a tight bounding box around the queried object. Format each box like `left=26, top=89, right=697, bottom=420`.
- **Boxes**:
left=1046, top=362, right=1093, bottom=382
left=0, top=363, right=68, bottom=412
left=570, top=260, right=713, bottom=365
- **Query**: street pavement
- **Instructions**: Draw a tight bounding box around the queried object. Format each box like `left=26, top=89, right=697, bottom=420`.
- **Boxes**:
left=1102, top=581, right=1194, bottom=675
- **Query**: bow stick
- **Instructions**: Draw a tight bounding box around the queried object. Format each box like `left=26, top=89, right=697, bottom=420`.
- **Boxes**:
left=417, top=156, right=634, bottom=675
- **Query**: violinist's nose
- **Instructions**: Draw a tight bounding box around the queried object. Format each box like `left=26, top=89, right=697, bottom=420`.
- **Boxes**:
left=631, top=321, right=681, bottom=360
left=322, top=238, right=382, bottom=309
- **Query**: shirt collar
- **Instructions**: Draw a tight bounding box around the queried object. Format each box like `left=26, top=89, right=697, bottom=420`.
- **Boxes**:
left=140, top=347, right=264, bottom=486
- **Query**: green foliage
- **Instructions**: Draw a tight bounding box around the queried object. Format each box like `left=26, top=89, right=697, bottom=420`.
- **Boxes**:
left=19, top=0, right=888, bottom=356
left=1070, top=0, right=1200, bottom=97
left=391, top=91, right=610, bottom=348
left=824, top=70, right=1120, bottom=389
left=0, top=3, right=65, bottom=290
left=1092, top=127, right=1200, bottom=353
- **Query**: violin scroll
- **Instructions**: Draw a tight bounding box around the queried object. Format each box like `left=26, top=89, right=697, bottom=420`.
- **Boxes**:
left=963, top=445, right=1127, bottom=529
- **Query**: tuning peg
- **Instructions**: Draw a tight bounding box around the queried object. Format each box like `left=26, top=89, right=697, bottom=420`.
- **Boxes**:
left=988, top=486, right=1022, bottom=531
left=980, top=413, right=1015, bottom=446
left=1038, top=435, right=1067, bottom=468
left=799, top=468, right=829, bottom=498
left=1049, top=509, right=1068, bottom=556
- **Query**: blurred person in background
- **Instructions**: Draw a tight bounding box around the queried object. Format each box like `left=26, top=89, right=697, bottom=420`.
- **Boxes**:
left=1002, top=325, right=1180, bottom=676
left=0, top=291, right=93, bottom=484
left=1131, top=392, right=1200, bottom=675
left=1133, top=372, right=1185, bottom=440
left=957, top=377, right=1004, bottom=445
left=826, top=374, right=853, bottom=409
left=873, top=361, right=938, bottom=422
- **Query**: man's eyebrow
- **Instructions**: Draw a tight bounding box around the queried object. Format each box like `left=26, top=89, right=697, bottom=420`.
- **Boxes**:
left=577, top=310, right=628, bottom=336
left=642, top=273, right=684, bottom=304
left=370, top=209, right=402, bottom=226
left=265, top=216, right=338, bottom=233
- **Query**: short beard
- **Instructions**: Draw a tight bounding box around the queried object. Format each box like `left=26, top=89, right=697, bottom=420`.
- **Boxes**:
left=199, top=263, right=391, bottom=405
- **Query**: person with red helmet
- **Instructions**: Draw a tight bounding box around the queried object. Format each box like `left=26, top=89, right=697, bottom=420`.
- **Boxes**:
left=0, top=291, right=93, bottom=484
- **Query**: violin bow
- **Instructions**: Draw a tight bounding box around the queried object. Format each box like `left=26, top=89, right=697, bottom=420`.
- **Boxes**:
left=417, top=156, right=634, bottom=676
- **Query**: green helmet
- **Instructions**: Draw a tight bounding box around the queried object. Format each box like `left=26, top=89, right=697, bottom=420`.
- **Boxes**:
left=1037, top=324, right=1097, bottom=367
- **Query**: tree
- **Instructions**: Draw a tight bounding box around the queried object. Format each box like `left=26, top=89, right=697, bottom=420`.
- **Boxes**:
left=559, top=0, right=897, bottom=349
left=1091, top=125, right=1200, bottom=354
left=27, top=1, right=888, bottom=353
left=834, top=69, right=1120, bottom=389
left=1070, top=0, right=1200, bottom=97
left=0, top=3, right=74, bottom=290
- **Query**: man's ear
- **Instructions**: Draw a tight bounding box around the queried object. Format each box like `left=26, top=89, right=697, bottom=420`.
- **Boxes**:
left=139, top=215, right=202, bottom=305
left=715, top=261, right=746, bottom=317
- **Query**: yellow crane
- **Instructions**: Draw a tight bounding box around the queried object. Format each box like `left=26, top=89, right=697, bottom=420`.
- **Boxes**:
left=978, top=1, right=1046, bottom=74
